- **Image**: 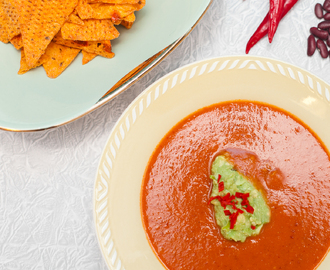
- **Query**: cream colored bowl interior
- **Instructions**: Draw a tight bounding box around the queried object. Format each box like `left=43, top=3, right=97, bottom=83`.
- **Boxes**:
left=94, top=56, right=330, bottom=270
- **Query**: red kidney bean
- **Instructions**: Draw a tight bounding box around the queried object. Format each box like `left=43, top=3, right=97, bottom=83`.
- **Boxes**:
left=316, top=3, right=324, bottom=18
left=317, top=39, right=329, bottom=58
left=324, top=0, right=330, bottom=12
left=324, top=12, right=330, bottom=20
left=327, top=35, right=330, bottom=46
left=318, top=21, right=330, bottom=29
left=308, top=35, right=317, bottom=56
left=310, top=27, right=329, bottom=39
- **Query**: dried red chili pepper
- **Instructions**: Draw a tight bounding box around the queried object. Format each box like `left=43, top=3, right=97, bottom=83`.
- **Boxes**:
left=245, top=0, right=299, bottom=53
left=269, top=0, right=285, bottom=42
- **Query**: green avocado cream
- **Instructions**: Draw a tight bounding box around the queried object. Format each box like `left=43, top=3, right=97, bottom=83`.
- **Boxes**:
left=209, top=155, right=271, bottom=242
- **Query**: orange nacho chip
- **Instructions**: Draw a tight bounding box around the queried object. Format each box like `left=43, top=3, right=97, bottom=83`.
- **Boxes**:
left=82, top=50, right=97, bottom=64
left=53, top=32, right=114, bottom=58
left=67, top=11, right=85, bottom=25
left=3, top=0, right=20, bottom=40
left=0, top=0, right=10, bottom=43
left=88, top=0, right=141, bottom=4
left=42, top=42, right=80, bottom=78
left=10, top=34, right=22, bottom=49
left=11, top=0, right=78, bottom=68
left=61, top=19, right=119, bottom=41
left=18, top=49, right=46, bottom=74
left=87, top=3, right=143, bottom=21
left=121, top=12, right=135, bottom=29
left=75, top=0, right=96, bottom=19
left=1, top=0, right=145, bottom=77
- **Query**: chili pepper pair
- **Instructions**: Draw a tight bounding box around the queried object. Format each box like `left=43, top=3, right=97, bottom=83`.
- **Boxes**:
left=245, top=0, right=299, bottom=53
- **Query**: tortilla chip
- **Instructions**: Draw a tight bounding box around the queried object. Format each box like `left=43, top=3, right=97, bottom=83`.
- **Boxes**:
left=82, top=50, right=97, bottom=64
left=42, top=42, right=80, bottom=78
left=11, top=0, right=78, bottom=68
left=75, top=0, right=96, bottom=19
left=3, top=0, right=20, bottom=40
left=121, top=12, right=135, bottom=29
left=0, top=0, right=10, bottom=43
left=18, top=49, right=46, bottom=74
left=132, top=0, right=144, bottom=10
left=10, top=34, right=22, bottom=49
left=61, top=19, right=119, bottom=41
left=88, top=0, right=141, bottom=4
left=0, top=0, right=145, bottom=78
left=87, top=3, right=142, bottom=22
left=67, top=11, right=85, bottom=25
left=53, top=32, right=114, bottom=58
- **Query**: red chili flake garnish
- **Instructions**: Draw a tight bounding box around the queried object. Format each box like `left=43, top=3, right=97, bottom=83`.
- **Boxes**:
left=220, top=201, right=227, bottom=208
left=222, top=192, right=231, bottom=201
left=208, top=178, right=257, bottom=230
left=239, top=195, right=255, bottom=214
left=243, top=204, right=255, bottom=214
left=229, top=211, right=240, bottom=229
left=236, top=192, right=250, bottom=200
left=224, top=210, right=231, bottom=216
left=208, top=196, right=222, bottom=205
left=231, top=205, right=244, bottom=211
left=237, top=208, right=244, bottom=214
left=241, top=198, right=249, bottom=206
left=218, top=181, right=224, bottom=192
left=220, top=193, right=236, bottom=208
left=217, top=174, right=222, bottom=183
left=232, top=204, right=244, bottom=214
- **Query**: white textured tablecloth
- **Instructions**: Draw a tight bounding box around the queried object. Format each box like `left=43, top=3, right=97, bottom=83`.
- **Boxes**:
left=0, top=0, right=328, bottom=269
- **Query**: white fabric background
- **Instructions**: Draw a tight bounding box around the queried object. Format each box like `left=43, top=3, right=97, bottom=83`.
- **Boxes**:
left=0, top=0, right=329, bottom=269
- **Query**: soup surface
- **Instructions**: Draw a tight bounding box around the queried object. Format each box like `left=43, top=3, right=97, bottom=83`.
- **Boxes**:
left=141, top=101, right=330, bottom=270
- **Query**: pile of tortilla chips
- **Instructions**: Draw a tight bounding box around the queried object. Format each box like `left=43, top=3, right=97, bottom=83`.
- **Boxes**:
left=0, top=0, right=145, bottom=78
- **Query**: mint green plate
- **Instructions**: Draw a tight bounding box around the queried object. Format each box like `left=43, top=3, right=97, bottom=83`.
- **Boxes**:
left=0, top=0, right=212, bottom=131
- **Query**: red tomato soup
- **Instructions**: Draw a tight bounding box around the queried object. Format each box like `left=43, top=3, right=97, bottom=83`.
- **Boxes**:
left=141, top=101, right=330, bottom=270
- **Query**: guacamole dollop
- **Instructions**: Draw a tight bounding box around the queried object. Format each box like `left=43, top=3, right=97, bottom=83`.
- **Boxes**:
left=209, top=155, right=271, bottom=242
